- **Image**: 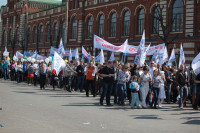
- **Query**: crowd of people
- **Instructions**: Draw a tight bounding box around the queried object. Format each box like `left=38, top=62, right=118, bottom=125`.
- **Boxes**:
left=0, top=57, right=200, bottom=110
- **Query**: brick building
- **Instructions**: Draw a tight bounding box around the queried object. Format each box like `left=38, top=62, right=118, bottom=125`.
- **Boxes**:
left=1, top=0, right=200, bottom=64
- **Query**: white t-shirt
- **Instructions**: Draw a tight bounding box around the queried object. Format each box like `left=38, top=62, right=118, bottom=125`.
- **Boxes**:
left=148, top=66, right=156, bottom=78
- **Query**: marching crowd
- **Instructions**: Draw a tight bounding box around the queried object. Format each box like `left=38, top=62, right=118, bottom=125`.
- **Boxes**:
left=0, top=57, right=200, bottom=110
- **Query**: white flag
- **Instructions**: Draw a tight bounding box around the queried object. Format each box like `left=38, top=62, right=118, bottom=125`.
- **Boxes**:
left=16, top=51, right=23, bottom=58
left=57, top=39, right=65, bottom=57
left=139, top=43, right=151, bottom=67
left=168, top=48, right=176, bottom=66
left=100, top=49, right=105, bottom=65
left=159, top=46, right=168, bottom=66
left=152, top=52, right=160, bottom=64
left=75, top=48, right=79, bottom=61
left=3, top=46, right=9, bottom=57
left=179, top=44, right=185, bottom=68
left=52, top=51, right=66, bottom=75
left=138, top=30, right=145, bottom=54
left=69, top=49, right=72, bottom=61
left=192, top=53, right=200, bottom=75
left=109, top=52, right=115, bottom=61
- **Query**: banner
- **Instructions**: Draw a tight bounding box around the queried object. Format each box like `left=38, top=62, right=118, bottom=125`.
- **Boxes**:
left=192, top=52, right=200, bottom=75
left=82, top=46, right=91, bottom=60
left=24, top=51, right=34, bottom=57
left=36, top=54, right=46, bottom=60
left=52, top=51, right=66, bottom=75
left=168, top=48, right=176, bottom=66
left=16, top=51, right=23, bottom=58
left=69, top=49, right=72, bottom=61
left=94, top=35, right=127, bottom=53
left=50, top=46, right=58, bottom=55
left=179, top=44, right=185, bottom=68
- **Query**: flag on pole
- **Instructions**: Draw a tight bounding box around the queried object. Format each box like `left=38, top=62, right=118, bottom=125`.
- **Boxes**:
left=179, top=44, right=185, bottom=68
left=82, top=46, right=91, bottom=60
left=138, top=30, right=145, bottom=54
left=74, top=48, right=79, bottom=61
left=139, top=43, right=151, bottom=67
left=52, top=51, right=66, bottom=75
left=159, top=46, right=168, bottom=66
left=134, top=55, right=139, bottom=64
left=3, top=46, right=9, bottom=57
left=57, top=39, right=65, bottom=57
left=109, top=52, right=115, bottom=61
left=138, top=30, right=146, bottom=67
left=69, top=49, right=72, bottom=61
left=152, top=52, right=160, bottom=64
left=16, top=51, right=24, bottom=58
left=168, top=48, right=176, bottom=66
left=192, top=52, right=200, bottom=75
left=95, top=49, right=105, bottom=65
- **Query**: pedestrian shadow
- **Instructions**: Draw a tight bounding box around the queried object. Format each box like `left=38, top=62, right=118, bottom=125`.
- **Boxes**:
left=62, top=102, right=100, bottom=107
left=13, top=91, right=36, bottom=94
left=181, top=117, right=200, bottom=125
left=130, top=115, right=163, bottom=120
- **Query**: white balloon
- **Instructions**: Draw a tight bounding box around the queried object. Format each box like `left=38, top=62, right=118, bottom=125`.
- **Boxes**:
left=27, top=57, right=31, bottom=62
left=31, top=58, right=36, bottom=63
left=21, top=59, right=24, bottom=62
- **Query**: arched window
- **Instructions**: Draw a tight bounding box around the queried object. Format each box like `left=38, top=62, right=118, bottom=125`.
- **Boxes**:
left=123, top=11, right=130, bottom=36
left=74, top=0, right=77, bottom=9
left=40, top=25, right=43, bottom=43
left=172, top=0, right=183, bottom=32
left=71, top=18, right=77, bottom=39
left=54, top=23, right=58, bottom=41
left=62, top=22, right=66, bottom=41
left=27, top=28, right=30, bottom=44
left=138, top=9, right=144, bottom=35
left=9, top=29, right=12, bottom=45
left=16, top=27, right=19, bottom=44
left=87, top=16, right=93, bottom=39
left=153, top=7, right=160, bottom=34
left=46, top=24, right=50, bottom=42
left=33, top=26, right=37, bottom=43
left=2, top=31, right=6, bottom=46
left=110, top=13, right=116, bottom=37
left=98, top=15, right=104, bottom=37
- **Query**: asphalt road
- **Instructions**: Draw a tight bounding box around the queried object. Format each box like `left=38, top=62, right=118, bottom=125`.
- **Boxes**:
left=0, top=79, right=200, bottom=133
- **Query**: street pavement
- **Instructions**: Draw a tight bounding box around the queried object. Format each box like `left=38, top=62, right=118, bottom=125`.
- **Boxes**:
left=0, top=79, right=200, bottom=133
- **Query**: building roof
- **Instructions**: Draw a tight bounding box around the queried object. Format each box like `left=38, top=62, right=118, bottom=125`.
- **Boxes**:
left=29, top=0, right=62, bottom=5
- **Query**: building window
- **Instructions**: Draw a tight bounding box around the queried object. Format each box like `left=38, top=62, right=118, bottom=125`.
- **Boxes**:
left=54, top=23, right=58, bottom=41
left=40, top=25, right=44, bottom=43
left=2, top=31, right=6, bottom=46
left=27, top=28, right=30, bottom=44
left=71, top=18, right=77, bottom=39
left=46, top=24, right=50, bottom=42
left=74, top=0, right=76, bottom=9
left=16, top=27, right=19, bottom=44
left=87, top=16, right=93, bottom=39
left=9, top=29, right=12, bottom=45
left=110, top=13, right=116, bottom=37
left=123, top=11, right=130, bottom=36
left=153, top=7, right=160, bottom=34
left=33, top=26, right=37, bottom=43
left=138, top=9, right=144, bottom=35
left=98, top=15, right=104, bottom=37
left=172, top=0, right=183, bottom=32
left=62, top=22, right=66, bottom=42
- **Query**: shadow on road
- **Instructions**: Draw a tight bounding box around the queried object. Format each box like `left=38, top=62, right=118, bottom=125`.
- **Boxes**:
left=130, top=115, right=163, bottom=120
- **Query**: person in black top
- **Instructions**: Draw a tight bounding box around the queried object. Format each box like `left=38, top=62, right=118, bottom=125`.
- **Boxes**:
left=193, top=73, right=200, bottom=110
left=100, top=60, right=115, bottom=106
left=76, top=60, right=85, bottom=92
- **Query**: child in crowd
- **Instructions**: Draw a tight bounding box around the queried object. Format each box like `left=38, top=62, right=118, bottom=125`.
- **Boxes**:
left=158, top=71, right=166, bottom=108
left=130, top=75, right=141, bottom=109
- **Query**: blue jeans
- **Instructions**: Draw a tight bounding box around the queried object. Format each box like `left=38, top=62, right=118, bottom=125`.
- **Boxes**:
left=151, top=87, right=159, bottom=108
left=131, top=92, right=140, bottom=108
left=76, top=76, right=84, bottom=92
left=4, top=68, right=8, bottom=80
left=167, top=84, right=172, bottom=103
left=118, top=83, right=126, bottom=104
left=146, top=87, right=152, bottom=105
left=179, top=85, right=188, bottom=107
left=100, top=82, right=113, bottom=105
